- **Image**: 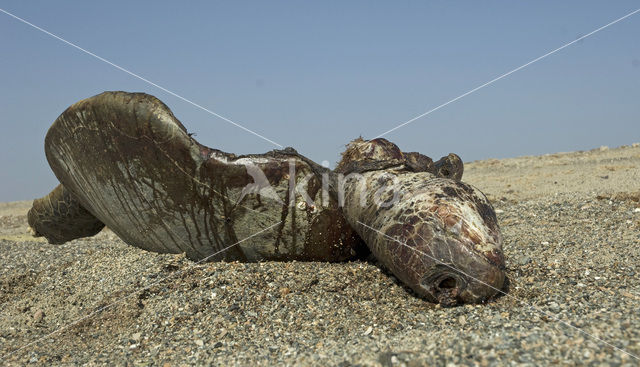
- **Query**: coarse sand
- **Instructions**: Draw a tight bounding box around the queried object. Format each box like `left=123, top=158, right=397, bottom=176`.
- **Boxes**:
left=1, top=144, right=639, bottom=366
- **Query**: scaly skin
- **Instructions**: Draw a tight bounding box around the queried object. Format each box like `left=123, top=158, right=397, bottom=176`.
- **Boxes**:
left=338, top=139, right=505, bottom=305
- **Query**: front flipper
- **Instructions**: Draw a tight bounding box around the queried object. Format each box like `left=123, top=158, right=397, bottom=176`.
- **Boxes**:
left=38, top=91, right=363, bottom=262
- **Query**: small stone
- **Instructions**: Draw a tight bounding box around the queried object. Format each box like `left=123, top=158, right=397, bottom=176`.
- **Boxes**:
left=541, top=241, right=549, bottom=245
left=246, top=311, right=258, bottom=318
left=495, top=209, right=504, bottom=214
left=458, top=316, right=466, bottom=326
left=195, top=339, right=204, bottom=347
left=634, top=208, right=640, bottom=213
left=518, top=256, right=531, bottom=265
left=279, top=287, right=291, bottom=297
left=33, top=309, right=44, bottom=323
left=131, top=332, right=142, bottom=341
left=363, top=326, right=373, bottom=336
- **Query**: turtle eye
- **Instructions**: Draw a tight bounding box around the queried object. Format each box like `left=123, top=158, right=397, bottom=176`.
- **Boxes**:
left=438, top=277, right=457, bottom=289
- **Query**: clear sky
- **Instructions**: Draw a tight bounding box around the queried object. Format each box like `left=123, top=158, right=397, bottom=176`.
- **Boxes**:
left=1, top=1, right=639, bottom=201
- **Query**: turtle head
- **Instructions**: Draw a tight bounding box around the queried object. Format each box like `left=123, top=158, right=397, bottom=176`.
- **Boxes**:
left=402, top=179, right=506, bottom=305
left=360, top=177, right=506, bottom=306
left=337, top=138, right=505, bottom=305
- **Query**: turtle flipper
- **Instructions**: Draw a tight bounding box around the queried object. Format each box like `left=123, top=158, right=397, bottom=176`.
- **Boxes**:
left=39, top=91, right=363, bottom=261
left=28, top=184, right=105, bottom=244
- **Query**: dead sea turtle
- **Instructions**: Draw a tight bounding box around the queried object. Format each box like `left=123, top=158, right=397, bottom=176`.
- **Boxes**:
left=28, top=91, right=505, bottom=305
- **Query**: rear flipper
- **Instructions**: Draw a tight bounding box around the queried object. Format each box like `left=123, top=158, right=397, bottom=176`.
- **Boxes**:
left=28, top=184, right=105, bottom=244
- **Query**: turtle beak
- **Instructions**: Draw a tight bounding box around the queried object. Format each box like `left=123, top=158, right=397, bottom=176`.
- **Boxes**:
left=417, top=239, right=505, bottom=306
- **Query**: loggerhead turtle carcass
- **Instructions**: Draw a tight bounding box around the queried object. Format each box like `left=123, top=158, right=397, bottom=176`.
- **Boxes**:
left=28, top=92, right=505, bottom=306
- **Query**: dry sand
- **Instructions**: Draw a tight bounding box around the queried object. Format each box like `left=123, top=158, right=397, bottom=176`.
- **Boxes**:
left=1, top=144, right=639, bottom=366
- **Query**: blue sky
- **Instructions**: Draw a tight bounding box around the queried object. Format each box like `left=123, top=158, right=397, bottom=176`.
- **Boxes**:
left=1, top=1, right=639, bottom=201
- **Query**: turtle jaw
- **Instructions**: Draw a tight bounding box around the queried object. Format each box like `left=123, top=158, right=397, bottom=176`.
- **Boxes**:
left=415, top=238, right=506, bottom=306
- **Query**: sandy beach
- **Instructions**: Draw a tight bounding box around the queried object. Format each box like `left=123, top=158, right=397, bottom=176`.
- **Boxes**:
left=1, top=144, right=639, bottom=366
